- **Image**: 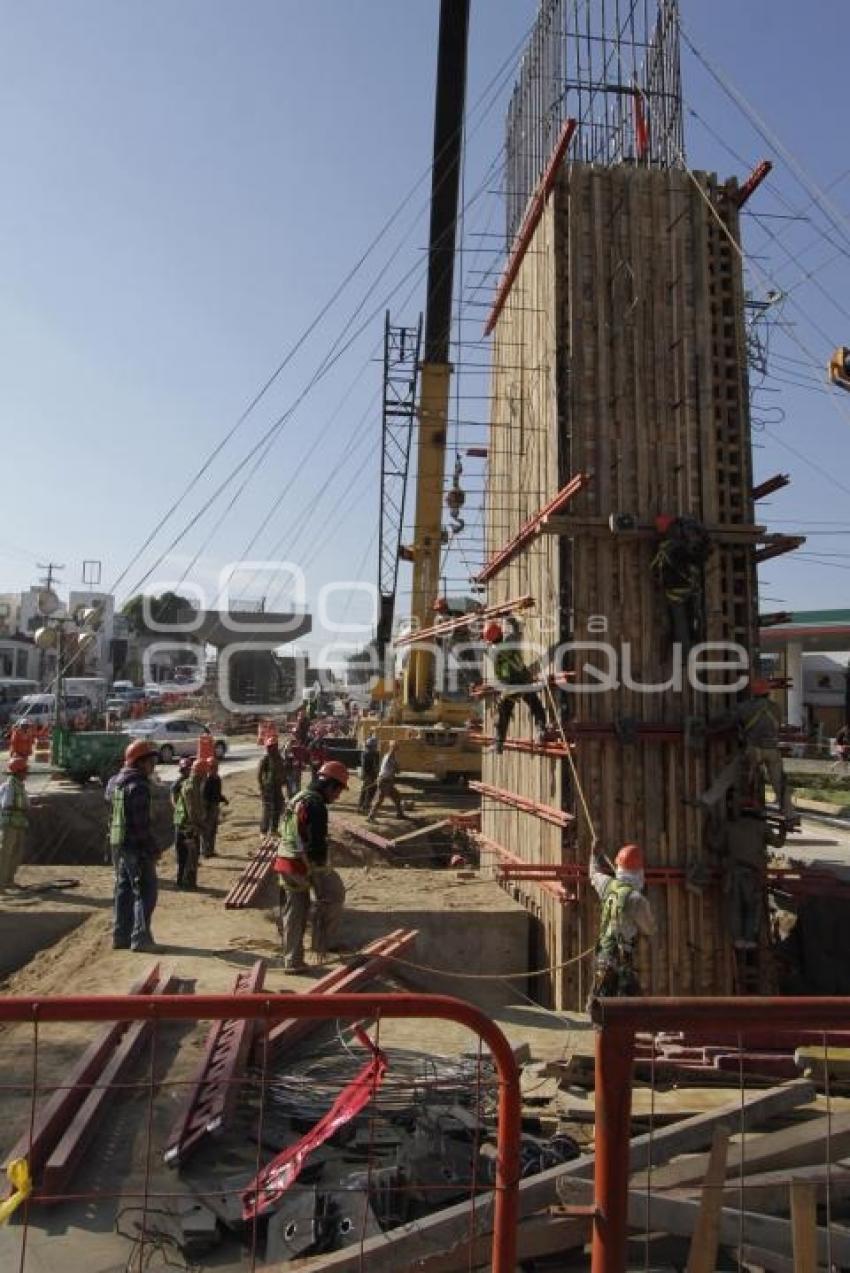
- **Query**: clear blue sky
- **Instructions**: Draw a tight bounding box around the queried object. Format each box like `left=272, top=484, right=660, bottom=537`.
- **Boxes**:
left=0, top=1, right=847, bottom=665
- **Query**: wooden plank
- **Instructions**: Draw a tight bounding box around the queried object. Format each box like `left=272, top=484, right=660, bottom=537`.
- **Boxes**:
left=790, top=1180, right=818, bottom=1273
left=685, top=1127, right=730, bottom=1273
left=558, top=1177, right=850, bottom=1266
left=646, top=1110, right=850, bottom=1190
left=300, top=1080, right=813, bottom=1272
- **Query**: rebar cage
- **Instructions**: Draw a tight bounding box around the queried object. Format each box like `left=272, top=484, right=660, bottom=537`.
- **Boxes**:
left=505, top=0, right=684, bottom=243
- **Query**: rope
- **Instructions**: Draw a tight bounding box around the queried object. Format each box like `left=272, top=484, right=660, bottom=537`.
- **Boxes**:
left=540, top=676, right=598, bottom=851
left=340, top=944, right=596, bottom=982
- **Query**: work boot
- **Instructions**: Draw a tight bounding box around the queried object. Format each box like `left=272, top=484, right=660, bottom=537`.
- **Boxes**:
left=281, top=961, right=308, bottom=974
left=131, top=938, right=160, bottom=953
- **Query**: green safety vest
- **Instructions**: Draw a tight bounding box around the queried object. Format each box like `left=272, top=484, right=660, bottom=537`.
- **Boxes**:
left=278, top=789, right=325, bottom=862
left=109, top=782, right=150, bottom=850
left=596, top=879, right=638, bottom=963
left=494, top=647, right=530, bottom=685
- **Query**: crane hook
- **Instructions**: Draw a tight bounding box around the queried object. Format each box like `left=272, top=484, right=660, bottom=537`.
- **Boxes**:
left=446, top=454, right=466, bottom=534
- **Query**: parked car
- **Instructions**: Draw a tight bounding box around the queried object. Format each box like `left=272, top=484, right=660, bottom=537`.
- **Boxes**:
left=124, top=714, right=227, bottom=763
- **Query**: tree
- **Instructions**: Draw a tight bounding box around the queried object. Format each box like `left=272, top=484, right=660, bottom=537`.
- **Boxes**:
left=121, top=591, right=197, bottom=635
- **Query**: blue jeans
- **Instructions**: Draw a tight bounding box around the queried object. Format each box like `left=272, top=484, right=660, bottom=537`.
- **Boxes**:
left=113, top=850, right=158, bottom=949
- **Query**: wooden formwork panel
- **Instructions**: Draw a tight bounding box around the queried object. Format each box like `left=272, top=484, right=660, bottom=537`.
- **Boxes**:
left=484, top=164, right=756, bottom=1009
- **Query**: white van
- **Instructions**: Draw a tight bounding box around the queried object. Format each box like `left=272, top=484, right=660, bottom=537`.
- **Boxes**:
left=14, top=693, right=92, bottom=729
left=0, top=678, right=40, bottom=728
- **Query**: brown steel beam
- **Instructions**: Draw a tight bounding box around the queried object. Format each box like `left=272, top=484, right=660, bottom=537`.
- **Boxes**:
left=475, top=473, right=592, bottom=583
left=734, top=159, right=773, bottom=208
left=224, top=839, right=277, bottom=909
left=163, top=960, right=266, bottom=1166
left=470, top=781, right=574, bottom=828
left=752, top=472, right=790, bottom=501
left=755, top=535, right=806, bottom=564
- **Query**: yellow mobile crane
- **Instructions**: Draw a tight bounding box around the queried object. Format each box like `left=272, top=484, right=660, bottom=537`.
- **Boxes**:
left=359, top=0, right=482, bottom=783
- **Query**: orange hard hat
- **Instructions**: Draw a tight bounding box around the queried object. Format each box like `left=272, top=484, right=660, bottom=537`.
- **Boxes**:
left=615, top=843, right=644, bottom=871
left=124, top=739, right=158, bottom=766
left=750, top=678, right=771, bottom=696
left=318, top=760, right=349, bottom=789
left=654, top=514, right=675, bottom=534
left=7, top=755, right=28, bottom=776
left=483, top=621, right=503, bottom=644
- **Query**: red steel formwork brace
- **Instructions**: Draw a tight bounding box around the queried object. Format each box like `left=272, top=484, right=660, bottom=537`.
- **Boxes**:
left=0, top=991, right=521, bottom=1273
left=484, top=117, right=578, bottom=337
left=470, top=733, right=574, bottom=758
left=224, top=838, right=277, bottom=909
left=475, top=473, right=592, bottom=584
left=754, top=534, right=806, bottom=564
left=752, top=472, right=790, bottom=501
left=470, top=781, right=575, bottom=830
left=734, top=158, right=773, bottom=208
left=393, top=593, right=534, bottom=648
left=589, top=997, right=850, bottom=1273
left=259, top=928, right=419, bottom=1062
left=163, top=959, right=266, bottom=1166
left=335, top=819, right=395, bottom=854
left=473, top=833, right=570, bottom=902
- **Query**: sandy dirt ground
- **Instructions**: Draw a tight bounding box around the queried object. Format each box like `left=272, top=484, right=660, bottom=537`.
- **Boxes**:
left=0, top=759, right=588, bottom=1272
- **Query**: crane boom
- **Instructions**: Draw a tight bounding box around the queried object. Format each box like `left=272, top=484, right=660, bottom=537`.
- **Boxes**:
left=405, top=0, right=470, bottom=709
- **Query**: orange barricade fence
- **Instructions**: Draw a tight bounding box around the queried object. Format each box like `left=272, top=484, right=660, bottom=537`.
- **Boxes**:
left=0, top=990, right=521, bottom=1272
left=590, top=997, right=850, bottom=1273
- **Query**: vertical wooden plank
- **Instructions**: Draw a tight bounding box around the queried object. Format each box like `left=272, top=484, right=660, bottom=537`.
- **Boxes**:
left=789, top=1180, right=818, bottom=1273
left=685, top=1126, right=730, bottom=1273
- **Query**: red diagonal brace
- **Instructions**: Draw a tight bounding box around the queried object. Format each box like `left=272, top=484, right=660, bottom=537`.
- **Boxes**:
left=164, top=960, right=267, bottom=1166
left=470, top=780, right=574, bottom=829
left=475, top=473, right=592, bottom=584
left=485, top=117, right=577, bottom=336
left=755, top=534, right=806, bottom=564
left=473, top=833, right=569, bottom=902
left=734, top=159, right=773, bottom=208
left=752, top=472, right=790, bottom=501
left=393, top=594, right=534, bottom=648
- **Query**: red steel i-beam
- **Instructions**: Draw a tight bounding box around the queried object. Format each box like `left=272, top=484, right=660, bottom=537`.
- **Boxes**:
left=734, top=159, right=773, bottom=208
left=0, top=992, right=521, bottom=1273
left=591, top=1025, right=636, bottom=1273
left=484, top=117, right=577, bottom=336
left=475, top=472, right=592, bottom=584
left=470, top=780, right=574, bottom=829
left=752, top=471, right=790, bottom=501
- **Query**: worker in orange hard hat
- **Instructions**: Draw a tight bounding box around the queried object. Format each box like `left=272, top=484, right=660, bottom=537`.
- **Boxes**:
left=258, top=736, right=287, bottom=835
left=482, top=616, right=548, bottom=754
left=172, top=759, right=207, bottom=890
left=650, top=514, right=712, bottom=655
left=109, top=739, right=160, bottom=950
left=273, top=760, right=349, bottom=972
left=588, top=843, right=655, bottom=1006
left=735, top=677, right=791, bottom=817
left=201, top=758, right=228, bottom=860
left=0, top=755, right=29, bottom=889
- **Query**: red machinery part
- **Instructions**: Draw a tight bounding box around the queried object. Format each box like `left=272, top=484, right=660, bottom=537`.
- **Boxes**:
left=0, top=991, right=522, bottom=1273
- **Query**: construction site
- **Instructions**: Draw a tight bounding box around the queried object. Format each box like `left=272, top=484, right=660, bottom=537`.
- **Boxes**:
left=4, top=0, right=850, bottom=1269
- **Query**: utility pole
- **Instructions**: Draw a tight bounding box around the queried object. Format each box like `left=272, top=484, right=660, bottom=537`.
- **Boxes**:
left=37, top=561, right=64, bottom=594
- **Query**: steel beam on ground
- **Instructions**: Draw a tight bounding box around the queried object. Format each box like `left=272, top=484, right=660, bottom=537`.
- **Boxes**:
left=163, top=960, right=266, bottom=1167
left=3, top=962, right=162, bottom=1190
left=224, top=838, right=277, bottom=909
left=259, top=929, right=418, bottom=1063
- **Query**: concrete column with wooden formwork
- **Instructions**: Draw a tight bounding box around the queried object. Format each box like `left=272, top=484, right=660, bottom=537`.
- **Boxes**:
left=482, top=163, right=760, bottom=1009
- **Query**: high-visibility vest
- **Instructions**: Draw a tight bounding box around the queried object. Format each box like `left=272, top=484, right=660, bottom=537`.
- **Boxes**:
left=596, top=879, right=638, bottom=963
left=493, top=647, right=530, bottom=685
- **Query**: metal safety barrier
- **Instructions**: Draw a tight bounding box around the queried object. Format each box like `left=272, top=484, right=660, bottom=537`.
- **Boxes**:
left=0, top=990, right=521, bottom=1272
left=590, top=997, right=850, bottom=1273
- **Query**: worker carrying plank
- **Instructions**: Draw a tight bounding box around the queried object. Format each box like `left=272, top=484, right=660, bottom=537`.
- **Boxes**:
left=109, top=738, right=161, bottom=951
left=273, top=760, right=349, bottom=973
left=650, top=514, right=712, bottom=655
left=483, top=617, right=548, bottom=753
left=0, top=755, right=29, bottom=889
left=721, top=796, right=785, bottom=951
left=588, top=844, right=656, bottom=1006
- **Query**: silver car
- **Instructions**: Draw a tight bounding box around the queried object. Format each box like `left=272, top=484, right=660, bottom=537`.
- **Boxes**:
left=125, top=714, right=227, bottom=764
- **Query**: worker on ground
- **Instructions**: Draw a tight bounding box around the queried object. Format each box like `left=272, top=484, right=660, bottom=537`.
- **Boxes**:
left=736, top=678, right=792, bottom=816
left=294, top=708, right=310, bottom=746
left=174, top=759, right=206, bottom=890
left=650, top=514, right=712, bottom=655
left=722, top=796, right=785, bottom=952
left=0, top=756, right=29, bottom=889
left=359, top=731, right=380, bottom=814
left=483, top=619, right=547, bottom=754
left=168, top=757, right=192, bottom=866
left=258, top=737, right=286, bottom=835
left=201, top=759, right=228, bottom=858
left=281, top=740, right=300, bottom=799
left=272, top=761, right=349, bottom=972
left=110, top=739, right=161, bottom=951
left=367, top=741, right=408, bottom=821
left=588, top=844, right=656, bottom=1004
